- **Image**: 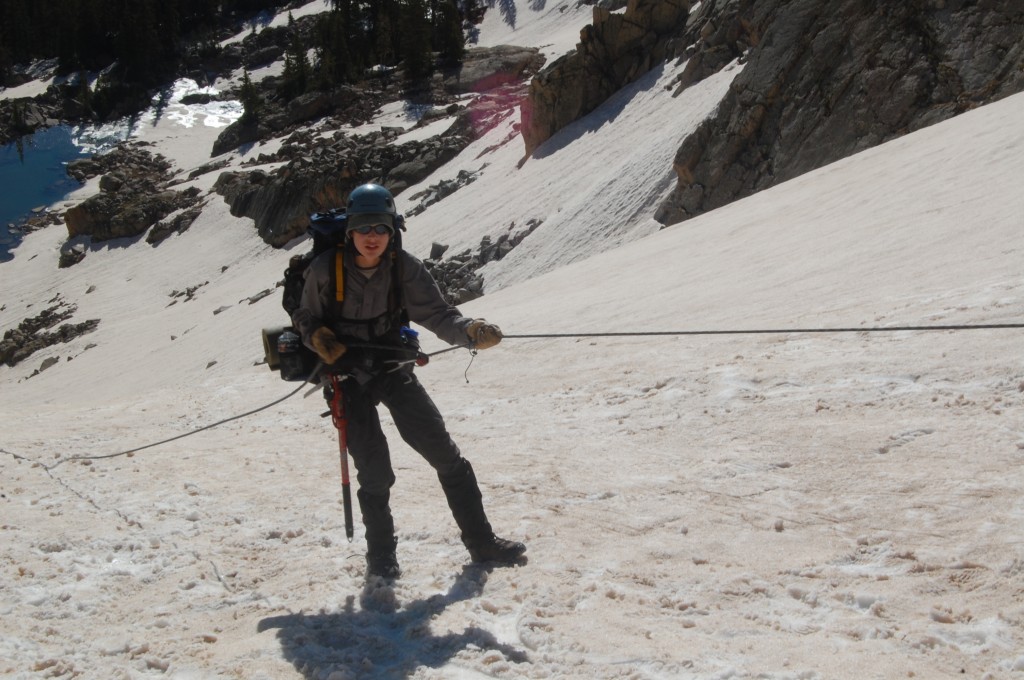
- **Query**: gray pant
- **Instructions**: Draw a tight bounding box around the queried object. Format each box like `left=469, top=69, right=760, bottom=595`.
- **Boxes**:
left=340, top=370, right=492, bottom=552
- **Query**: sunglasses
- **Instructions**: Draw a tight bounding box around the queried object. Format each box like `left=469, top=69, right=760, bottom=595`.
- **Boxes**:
left=351, top=224, right=393, bottom=235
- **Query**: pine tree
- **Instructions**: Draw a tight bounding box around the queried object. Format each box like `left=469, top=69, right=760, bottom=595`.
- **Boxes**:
left=314, top=9, right=354, bottom=87
left=459, top=0, right=479, bottom=23
left=374, top=12, right=396, bottom=68
left=344, top=0, right=371, bottom=74
left=400, top=0, right=433, bottom=81
left=1, top=0, right=34, bottom=66
left=158, top=0, right=183, bottom=72
left=75, top=71, right=94, bottom=116
left=280, top=13, right=311, bottom=98
left=113, top=0, right=162, bottom=84
left=434, top=0, right=466, bottom=66
left=239, top=68, right=261, bottom=124
left=55, top=0, right=81, bottom=73
left=0, top=48, right=10, bottom=85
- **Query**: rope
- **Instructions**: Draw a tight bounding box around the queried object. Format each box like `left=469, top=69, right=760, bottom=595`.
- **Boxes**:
left=43, top=374, right=318, bottom=470
left=20, top=321, right=1022, bottom=470
left=347, top=341, right=466, bottom=358
left=501, top=322, right=1024, bottom=339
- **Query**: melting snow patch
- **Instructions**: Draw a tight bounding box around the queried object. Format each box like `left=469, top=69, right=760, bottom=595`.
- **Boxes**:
left=137, top=79, right=243, bottom=130
left=929, top=617, right=1013, bottom=654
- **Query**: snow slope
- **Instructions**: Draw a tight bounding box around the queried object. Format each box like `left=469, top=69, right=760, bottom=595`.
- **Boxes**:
left=2, top=1, right=1024, bottom=678
left=402, top=57, right=742, bottom=292
left=471, top=0, right=593, bottom=61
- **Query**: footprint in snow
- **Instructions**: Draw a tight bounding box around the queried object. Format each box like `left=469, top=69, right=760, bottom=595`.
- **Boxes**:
left=877, top=428, right=935, bottom=454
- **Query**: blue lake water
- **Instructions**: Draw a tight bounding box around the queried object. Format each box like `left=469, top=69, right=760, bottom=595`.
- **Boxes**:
left=0, top=126, right=92, bottom=262
left=0, top=81, right=241, bottom=263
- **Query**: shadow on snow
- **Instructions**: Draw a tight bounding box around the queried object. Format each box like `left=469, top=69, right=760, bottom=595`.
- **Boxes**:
left=258, top=564, right=529, bottom=678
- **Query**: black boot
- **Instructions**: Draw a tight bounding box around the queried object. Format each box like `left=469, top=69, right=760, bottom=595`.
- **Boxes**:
left=439, top=459, right=527, bottom=564
left=358, top=489, right=401, bottom=579
left=366, top=548, right=401, bottom=579
left=465, top=534, right=527, bottom=564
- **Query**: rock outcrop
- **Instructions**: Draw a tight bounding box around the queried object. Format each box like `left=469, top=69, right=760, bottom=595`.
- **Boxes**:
left=210, top=85, right=378, bottom=157
left=0, top=98, right=62, bottom=144
left=424, top=219, right=542, bottom=304
left=208, top=41, right=543, bottom=247
left=146, top=204, right=206, bottom=245
left=64, top=145, right=202, bottom=243
left=518, top=0, right=1023, bottom=226
left=0, top=298, right=99, bottom=368
left=655, top=0, right=1024, bottom=225
left=214, top=115, right=477, bottom=247
left=445, top=45, right=546, bottom=94
left=521, top=0, right=691, bottom=156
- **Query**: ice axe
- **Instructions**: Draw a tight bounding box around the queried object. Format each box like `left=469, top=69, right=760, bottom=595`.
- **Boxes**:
left=327, top=373, right=355, bottom=542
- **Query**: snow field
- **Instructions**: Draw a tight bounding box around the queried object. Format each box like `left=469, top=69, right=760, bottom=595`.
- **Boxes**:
left=2, top=0, right=1024, bottom=677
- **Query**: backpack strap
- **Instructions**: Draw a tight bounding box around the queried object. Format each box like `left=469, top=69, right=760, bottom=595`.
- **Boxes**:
left=389, top=249, right=407, bottom=327
left=335, top=249, right=345, bottom=302
left=390, top=228, right=410, bottom=328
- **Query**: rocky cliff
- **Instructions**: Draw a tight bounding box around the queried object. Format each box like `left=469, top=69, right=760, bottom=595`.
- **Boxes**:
left=657, top=0, right=1024, bottom=226
left=520, top=0, right=1024, bottom=226
left=521, top=0, right=692, bottom=156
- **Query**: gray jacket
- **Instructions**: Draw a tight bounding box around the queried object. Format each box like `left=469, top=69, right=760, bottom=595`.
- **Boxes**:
left=292, top=247, right=472, bottom=350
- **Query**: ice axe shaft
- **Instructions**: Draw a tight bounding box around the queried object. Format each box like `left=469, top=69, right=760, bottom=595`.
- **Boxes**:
left=328, top=374, right=355, bottom=542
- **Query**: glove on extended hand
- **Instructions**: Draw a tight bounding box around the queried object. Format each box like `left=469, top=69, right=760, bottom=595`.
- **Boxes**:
left=466, top=319, right=502, bottom=350
left=311, top=327, right=347, bottom=364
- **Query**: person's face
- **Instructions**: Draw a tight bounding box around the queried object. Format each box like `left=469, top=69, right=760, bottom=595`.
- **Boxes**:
left=350, top=224, right=392, bottom=265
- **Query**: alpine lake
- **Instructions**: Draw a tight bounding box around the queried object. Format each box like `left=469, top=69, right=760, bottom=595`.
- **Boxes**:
left=0, top=125, right=92, bottom=262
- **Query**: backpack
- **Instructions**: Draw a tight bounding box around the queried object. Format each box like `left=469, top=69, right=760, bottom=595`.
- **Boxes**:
left=262, top=209, right=349, bottom=381
left=282, top=209, right=349, bottom=316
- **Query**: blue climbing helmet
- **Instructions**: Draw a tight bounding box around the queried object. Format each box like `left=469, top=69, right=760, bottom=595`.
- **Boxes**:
left=346, top=183, right=397, bottom=234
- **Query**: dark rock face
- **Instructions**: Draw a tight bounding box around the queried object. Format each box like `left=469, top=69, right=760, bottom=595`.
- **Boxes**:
left=424, top=219, right=542, bottom=304
left=63, top=145, right=202, bottom=244
left=0, top=299, right=99, bottom=368
left=655, top=0, right=1024, bottom=225
left=213, top=116, right=477, bottom=247
left=214, top=168, right=355, bottom=247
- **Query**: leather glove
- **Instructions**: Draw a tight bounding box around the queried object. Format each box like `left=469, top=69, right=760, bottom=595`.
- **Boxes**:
left=466, top=319, right=502, bottom=350
left=310, top=327, right=346, bottom=364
